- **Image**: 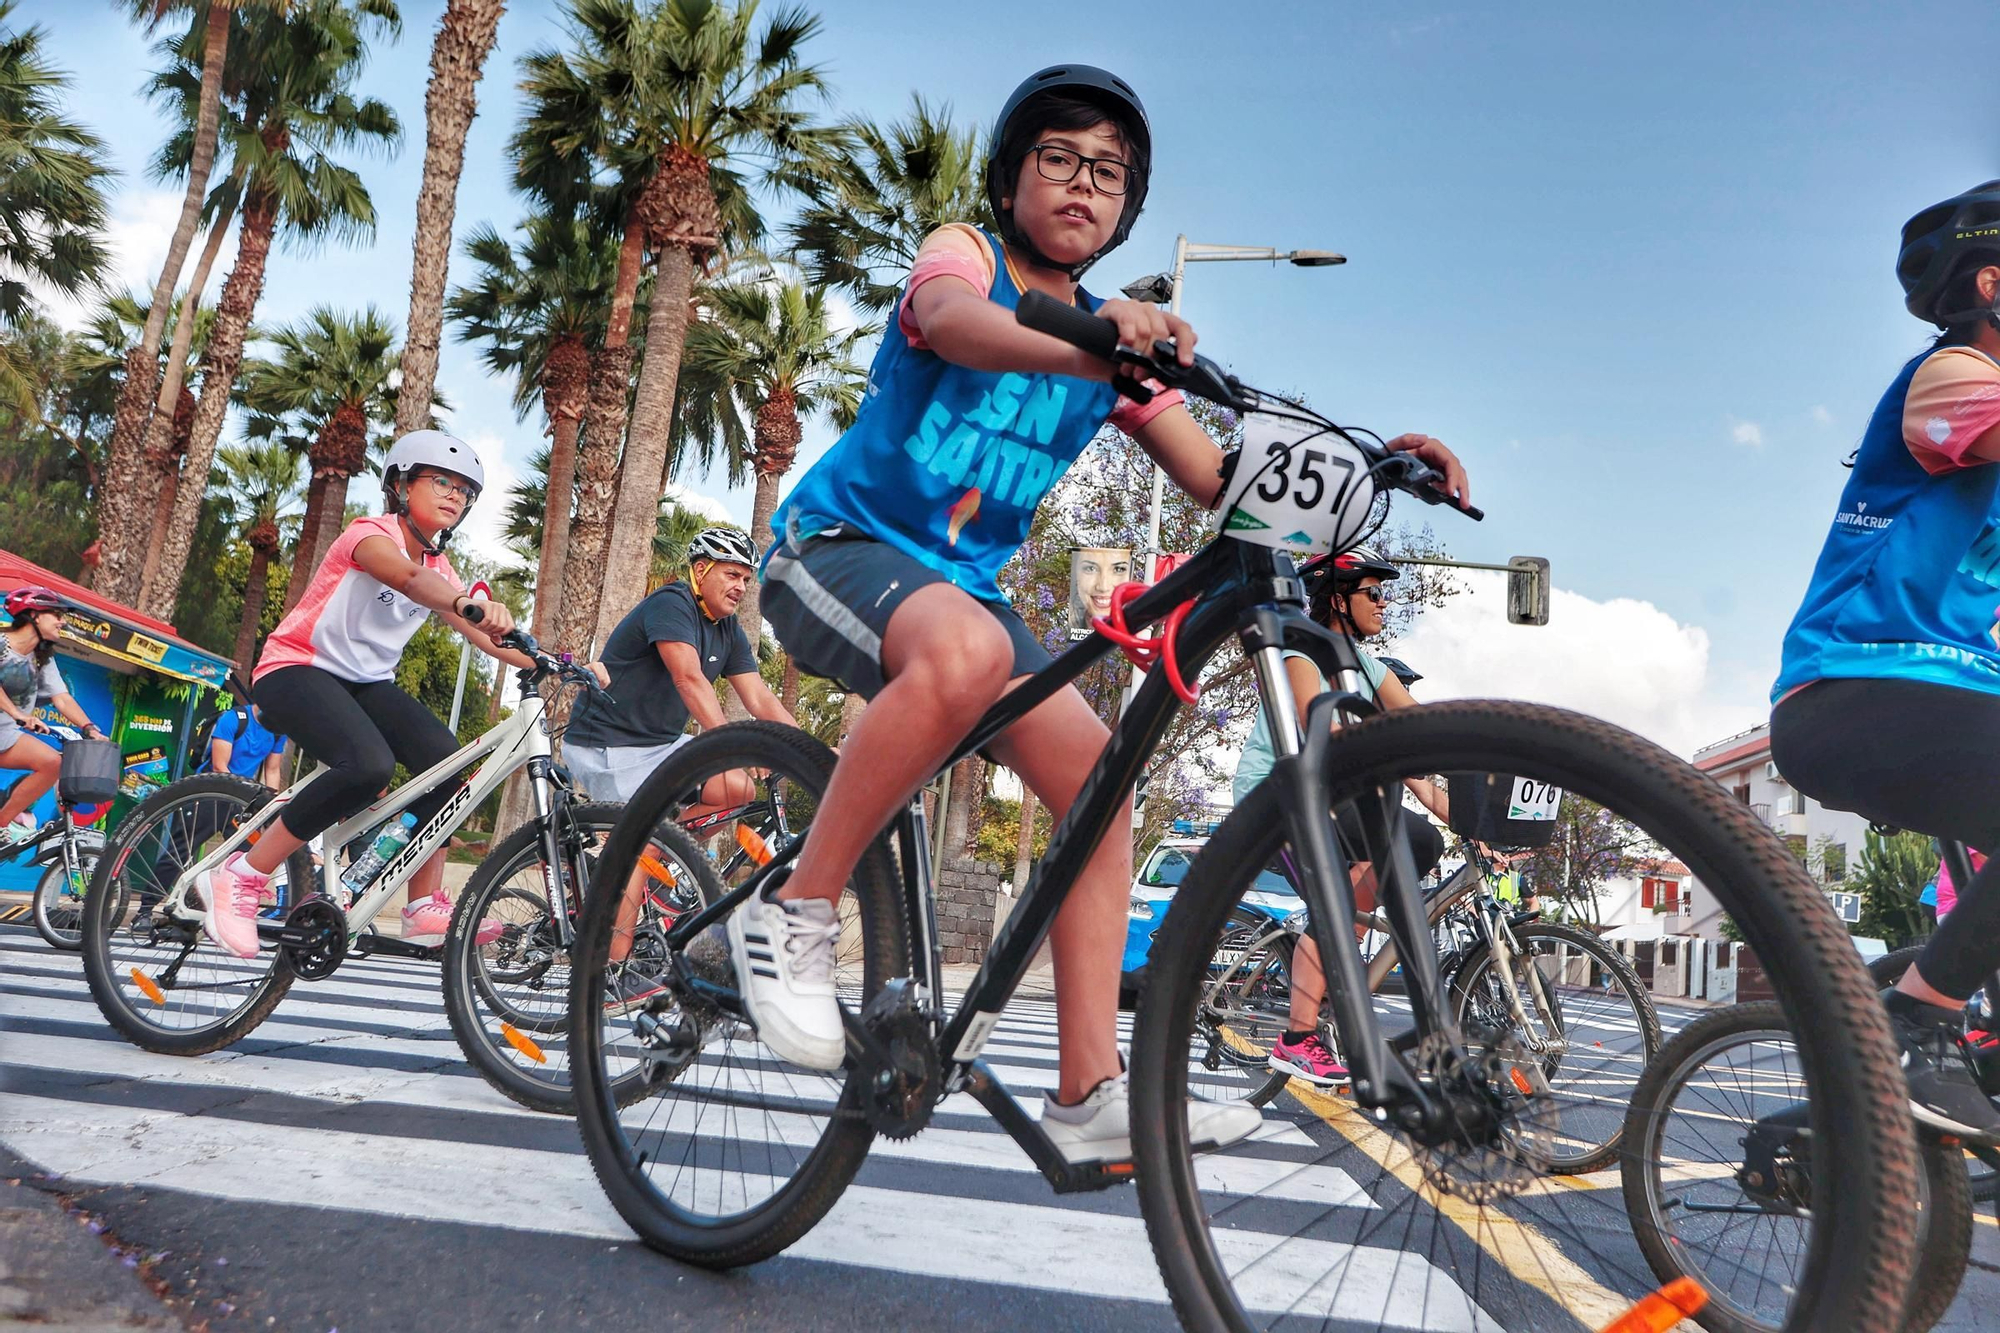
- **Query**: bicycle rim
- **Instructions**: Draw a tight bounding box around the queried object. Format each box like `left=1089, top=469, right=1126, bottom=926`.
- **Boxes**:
left=1131, top=700, right=1918, bottom=1333
left=569, top=722, right=906, bottom=1266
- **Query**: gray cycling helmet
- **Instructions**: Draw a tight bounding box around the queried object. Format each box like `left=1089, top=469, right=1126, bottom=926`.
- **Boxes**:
left=985, top=64, right=1151, bottom=279
left=688, top=527, right=757, bottom=569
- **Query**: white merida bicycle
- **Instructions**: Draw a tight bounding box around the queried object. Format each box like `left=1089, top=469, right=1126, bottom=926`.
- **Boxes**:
left=78, top=628, right=717, bottom=1110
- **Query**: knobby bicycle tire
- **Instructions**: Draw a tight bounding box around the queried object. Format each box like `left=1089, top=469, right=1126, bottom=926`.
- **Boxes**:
left=1131, top=699, right=1920, bottom=1333
left=1868, top=947, right=1998, bottom=1205
left=80, top=774, right=313, bottom=1056
left=568, top=722, right=907, bottom=1268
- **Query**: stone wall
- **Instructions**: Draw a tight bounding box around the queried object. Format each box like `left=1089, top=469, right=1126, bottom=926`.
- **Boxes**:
left=934, top=854, right=1008, bottom=963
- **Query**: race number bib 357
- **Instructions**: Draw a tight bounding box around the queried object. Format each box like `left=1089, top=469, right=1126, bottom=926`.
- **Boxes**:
left=1215, top=414, right=1378, bottom=556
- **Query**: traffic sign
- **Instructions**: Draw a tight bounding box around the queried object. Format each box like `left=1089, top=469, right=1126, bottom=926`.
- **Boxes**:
left=1826, top=890, right=1862, bottom=924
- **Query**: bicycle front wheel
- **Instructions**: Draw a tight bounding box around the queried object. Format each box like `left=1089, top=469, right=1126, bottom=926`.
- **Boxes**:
left=1449, top=917, right=1660, bottom=1172
left=1131, top=699, right=1920, bottom=1333
left=569, top=722, right=906, bottom=1269
left=80, top=775, right=313, bottom=1056
left=31, top=845, right=98, bottom=951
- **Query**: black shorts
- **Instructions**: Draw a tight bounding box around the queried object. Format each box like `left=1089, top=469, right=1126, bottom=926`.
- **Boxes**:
left=762, top=533, right=1052, bottom=699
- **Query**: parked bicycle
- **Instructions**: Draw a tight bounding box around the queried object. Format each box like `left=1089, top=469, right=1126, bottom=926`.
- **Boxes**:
left=563, top=294, right=1920, bottom=1332
left=77, top=627, right=714, bottom=1118
left=21, top=725, right=112, bottom=951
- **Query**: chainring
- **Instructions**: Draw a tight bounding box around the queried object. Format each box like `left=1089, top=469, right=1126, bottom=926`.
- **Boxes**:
left=858, top=980, right=941, bottom=1140
left=280, top=896, right=350, bottom=981
left=1407, top=1029, right=1561, bottom=1205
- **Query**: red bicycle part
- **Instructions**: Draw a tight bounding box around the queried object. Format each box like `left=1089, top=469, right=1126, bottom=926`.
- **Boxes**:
left=1090, top=581, right=1201, bottom=704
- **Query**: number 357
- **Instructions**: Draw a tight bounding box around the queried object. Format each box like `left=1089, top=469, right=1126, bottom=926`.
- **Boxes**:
left=1255, top=446, right=1354, bottom=511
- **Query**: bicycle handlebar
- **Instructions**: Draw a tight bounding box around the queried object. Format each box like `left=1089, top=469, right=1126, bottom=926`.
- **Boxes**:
left=1014, top=290, right=1483, bottom=523
left=496, top=628, right=610, bottom=698
left=459, top=599, right=485, bottom=624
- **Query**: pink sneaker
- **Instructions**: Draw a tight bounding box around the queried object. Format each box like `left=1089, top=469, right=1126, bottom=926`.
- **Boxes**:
left=197, top=853, right=268, bottom=959
left=1269, top=1032, right=1350, bottom=1088
left=399, top=890, right=505, bottom=946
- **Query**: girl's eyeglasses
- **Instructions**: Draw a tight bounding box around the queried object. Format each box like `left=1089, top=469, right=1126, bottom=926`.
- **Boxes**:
left=1350, top=586, right=1388, bottom=606
left=421, top=474, right=480, bottom=503
left=1028, top=144, right=1132, bottom=197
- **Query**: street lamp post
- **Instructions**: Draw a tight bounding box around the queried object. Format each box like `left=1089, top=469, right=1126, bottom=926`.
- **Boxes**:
left=1121, top=235, right=1346, bottom=580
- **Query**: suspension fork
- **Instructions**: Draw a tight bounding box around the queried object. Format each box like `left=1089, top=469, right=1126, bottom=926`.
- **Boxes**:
left=525, top=759, right=575, bottom=948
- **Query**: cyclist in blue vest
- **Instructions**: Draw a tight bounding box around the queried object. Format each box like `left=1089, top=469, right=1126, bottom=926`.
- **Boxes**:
left=742, top=64, right=1468, bottom=1166
left=1772, top=180, right=2000, bottom=1140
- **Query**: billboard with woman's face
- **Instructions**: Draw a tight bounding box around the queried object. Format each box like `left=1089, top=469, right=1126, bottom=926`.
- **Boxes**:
left=1069, top=548, right=1132, bottom=639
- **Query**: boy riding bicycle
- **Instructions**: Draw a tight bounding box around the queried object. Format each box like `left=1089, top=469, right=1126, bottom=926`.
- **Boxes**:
left=742, top=64, right=1468, bottom=1163
left=193, top=431, right=588, bottom=959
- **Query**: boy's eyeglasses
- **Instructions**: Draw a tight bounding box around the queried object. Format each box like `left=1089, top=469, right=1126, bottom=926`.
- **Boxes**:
left=1349, top=586, right=1388, bottom=606
left=1029, top=144, right=1132, bottom=197
left=420, top=473, right=480, bottom=503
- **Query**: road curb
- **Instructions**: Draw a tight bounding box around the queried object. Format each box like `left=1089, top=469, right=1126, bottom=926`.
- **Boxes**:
left=0, top=1144, right=188, bottom=1331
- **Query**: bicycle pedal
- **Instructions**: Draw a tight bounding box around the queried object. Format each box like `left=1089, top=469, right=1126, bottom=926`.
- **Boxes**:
left=1050, top=1159, right=1137, bottom=1194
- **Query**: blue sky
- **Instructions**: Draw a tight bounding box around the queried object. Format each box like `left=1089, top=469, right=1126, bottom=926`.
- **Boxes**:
left=22, top=0, right=2000, bottom=753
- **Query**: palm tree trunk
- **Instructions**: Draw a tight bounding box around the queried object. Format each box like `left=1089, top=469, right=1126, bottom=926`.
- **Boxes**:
left=737, top=465, right=784, bottom=643
left=235, top=544, right=273, bottom=670
left=96, top=0, right=237, bottom=605
left=779, top=655, right=800, bottom=715
left=943, top=756, right=984, bottom=859
left=394, top=0, right=506, bottom=437
left=550, top=217, right=646, bottom=658
left=1013, top=787, right=1038, bottom=893
left=529, top=338, right=587, bottom=642
left=284, top=470, right=330, bottom=613
left=594, top=242, right=696, bottom=649
left=141, top=191, right=278, bottom=624
left=301, top=470, right=354, bottom=580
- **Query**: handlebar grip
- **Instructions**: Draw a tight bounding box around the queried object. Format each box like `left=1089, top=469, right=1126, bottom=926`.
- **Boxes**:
left=459, top=598, right=485, bottom=625
left=1016, top=290, right=1120, bottom=360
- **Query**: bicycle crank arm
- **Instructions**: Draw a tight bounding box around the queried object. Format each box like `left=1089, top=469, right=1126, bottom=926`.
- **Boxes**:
left=961, top=1061, right=1135, bottom=1195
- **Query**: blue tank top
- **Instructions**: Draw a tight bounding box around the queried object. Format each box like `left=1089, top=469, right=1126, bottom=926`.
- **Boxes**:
left=1773, top=348, right=2000, bottom=701
left=771, top=228, right=1123, bottom=602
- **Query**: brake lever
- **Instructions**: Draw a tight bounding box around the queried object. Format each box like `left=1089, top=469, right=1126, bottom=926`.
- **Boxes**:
left=1116, top=340, right=1254, bottom=413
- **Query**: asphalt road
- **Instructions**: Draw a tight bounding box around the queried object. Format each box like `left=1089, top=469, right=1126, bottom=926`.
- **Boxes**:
left=2, top=923, right=1994, bottom=1332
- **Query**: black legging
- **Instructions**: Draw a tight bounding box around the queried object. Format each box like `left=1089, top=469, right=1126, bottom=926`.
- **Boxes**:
left=252, top=666, right=461, bottom=842
left=1772, top=677, right=2000, bottom=999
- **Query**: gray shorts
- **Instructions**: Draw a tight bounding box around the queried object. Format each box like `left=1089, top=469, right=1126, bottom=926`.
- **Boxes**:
left=563, top=735, right=691, bottom=804
left=762, top=534, right=1052, bottom=699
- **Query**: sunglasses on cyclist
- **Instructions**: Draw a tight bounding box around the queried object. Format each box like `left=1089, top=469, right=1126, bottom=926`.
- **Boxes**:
left=1028, top=144, right=1133, bottom=197
left=1347, top=586, right=1388, bottom=606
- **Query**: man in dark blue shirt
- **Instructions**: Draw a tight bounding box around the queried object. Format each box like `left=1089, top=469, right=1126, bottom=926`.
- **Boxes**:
left=200, top=703, right=288, bottom=789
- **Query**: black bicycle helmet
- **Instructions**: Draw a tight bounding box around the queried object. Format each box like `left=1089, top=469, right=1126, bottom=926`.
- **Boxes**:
left=1299, top=545, right=1400, bottom=598
left=1375, top=655, right=1423, bottom=687
left=985, top=64, right=1151, bottom=280
left=1898, top=179, right=2000, bottom=329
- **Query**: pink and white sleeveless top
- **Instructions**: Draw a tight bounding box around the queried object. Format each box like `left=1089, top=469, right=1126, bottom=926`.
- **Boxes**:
left=254, top=516, right=460, bottom=684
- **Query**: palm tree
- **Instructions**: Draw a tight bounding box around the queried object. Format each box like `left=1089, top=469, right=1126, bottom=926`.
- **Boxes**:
left=138, top=0, right=403, bottom=621
left=681, top=275, right=864, bottom=641
left=96, top=0, right=245, bottom=600
left=513, top=0, right=840, bottom=653
left=788, top=94, right=989, bottom=316
left=239, top=305, right=401, bottom=611
left=215, top=441, right=303, bottom=668
left=394, top=0, right=505, bottom=439
left=0, top=2, right=113, bottom=413
left=448, top=214, right=620, bottom=640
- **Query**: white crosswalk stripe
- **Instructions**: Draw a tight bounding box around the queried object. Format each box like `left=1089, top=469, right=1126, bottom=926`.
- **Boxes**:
left=0, top=926, right=1680, bottom=1330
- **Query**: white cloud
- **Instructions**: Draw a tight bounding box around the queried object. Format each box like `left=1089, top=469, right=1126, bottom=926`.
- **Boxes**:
left=1394, top=574, right=1765, bottom=758
left=1811, top=404, right=1835, bottom=426
left=38, top=188, right=240, bottom=331
left=664, top=482, right=735, bottom=525
left=1730, top=419, right=1765, bottom=448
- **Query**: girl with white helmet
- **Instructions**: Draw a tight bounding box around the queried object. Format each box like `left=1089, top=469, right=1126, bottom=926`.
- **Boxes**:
left=192, top=430, right=540, bottom=959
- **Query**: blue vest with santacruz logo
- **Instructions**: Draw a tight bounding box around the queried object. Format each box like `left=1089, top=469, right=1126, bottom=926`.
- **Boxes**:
left=770, top=228, right=1122, bottom=603
left=1773, top=349, right=2000, bottom=701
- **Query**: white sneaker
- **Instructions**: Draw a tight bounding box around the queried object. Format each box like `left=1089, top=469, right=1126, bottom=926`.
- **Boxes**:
left=1042, top=1071, right=1264, bottom=1166
left=727, top=890, right=844, bottom=1069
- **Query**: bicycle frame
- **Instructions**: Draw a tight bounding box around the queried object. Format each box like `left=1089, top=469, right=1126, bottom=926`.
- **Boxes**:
left=886, top=535, right=1458, bottom=1184
left=153, top=689, right=561, bottom=937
